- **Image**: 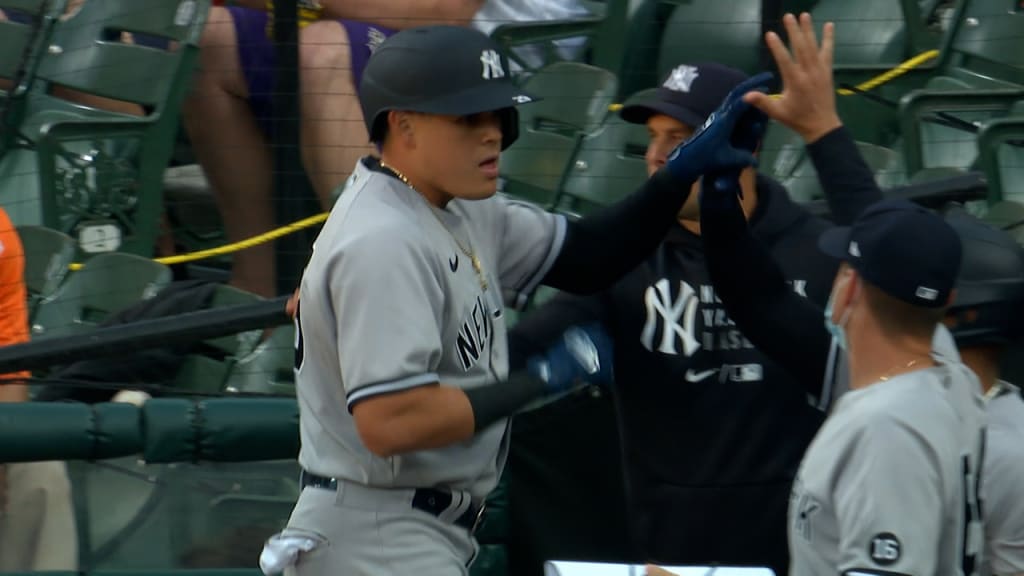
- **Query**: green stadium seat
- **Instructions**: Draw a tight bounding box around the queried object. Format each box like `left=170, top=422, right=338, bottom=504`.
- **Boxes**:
left=518, top=61, right=618, bottom=136
left=31, top=252, right=173, bottom=339
left=979, top=200, right=1024, bottom=245
left=0, top=0, right=65, bottom=152
left=773, top=137, right=907, bottom=205
left=222, top=324, right=297, bottom=397
left=811, top=0, right=937, bottom=69
left=499, top=130, right=579, bottom=208
left=554, top=118, right=649, bottom=216
left=172, top=284, right=264, bottom=395
left=488, top=0, right=607, bottom=74
left=898, top=88, right=1024, bottom=177
left=16, top=224, right=75, bottom=318
left=655, top=0, right=763, bottom=78
left=0, top=0, right=210, bottom=259
left=945, top=0, right=1024, bottom=87
left=975, top=101, right=1024, bottom=203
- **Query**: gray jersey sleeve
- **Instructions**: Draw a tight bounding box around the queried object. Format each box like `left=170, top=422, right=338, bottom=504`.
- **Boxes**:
left=983, top=389, right=1024, bottom=575
left=331, top=228, right=445, bottom=411
left=495, top=197, right=567, bottom=310
left=834, top=414, right=944, bottom=576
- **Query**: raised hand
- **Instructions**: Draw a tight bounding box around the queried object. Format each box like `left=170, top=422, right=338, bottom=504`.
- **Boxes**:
left=664, top=72, right=774, bottom=184
left=743, top=12, right=842, bottom=143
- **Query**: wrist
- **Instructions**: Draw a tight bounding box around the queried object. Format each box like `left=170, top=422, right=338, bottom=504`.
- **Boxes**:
left=800, top=117, right=843, bottom=144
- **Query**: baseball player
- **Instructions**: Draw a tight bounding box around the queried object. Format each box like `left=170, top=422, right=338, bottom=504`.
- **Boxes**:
left=700, top=157, right=989, bottom=575
left=787, top=199, right=985, bottom=576
left=264, top=25, right=773, bottom=576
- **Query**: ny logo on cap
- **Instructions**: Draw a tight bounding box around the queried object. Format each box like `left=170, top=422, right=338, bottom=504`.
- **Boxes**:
left=663, top=65, right=700, bottom=93
left=480, top=49, right=505, bottom=80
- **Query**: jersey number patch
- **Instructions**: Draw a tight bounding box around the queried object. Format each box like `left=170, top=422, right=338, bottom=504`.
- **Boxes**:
left=869, top=533, right=901, bottom=566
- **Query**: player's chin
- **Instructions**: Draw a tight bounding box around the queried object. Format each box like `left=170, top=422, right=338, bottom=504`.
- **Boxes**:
left=454, top=177, right=499, bottom=201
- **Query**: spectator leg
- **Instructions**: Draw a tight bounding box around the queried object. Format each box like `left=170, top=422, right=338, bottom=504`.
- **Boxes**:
left=0, top=461, right=78, bottom=571
left=299, top=21, right=376, bottom=207
left=183, top=7, right=277, bottom=298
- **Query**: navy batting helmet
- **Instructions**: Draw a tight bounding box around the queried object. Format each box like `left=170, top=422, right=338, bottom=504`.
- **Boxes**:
left=358, top=25, right=538, bottom=150
left=943, top=205, right=1024, bottom=347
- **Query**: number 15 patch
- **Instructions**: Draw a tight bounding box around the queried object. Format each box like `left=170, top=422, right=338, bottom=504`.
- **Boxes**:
left=868, top=532, right=902, bottom=566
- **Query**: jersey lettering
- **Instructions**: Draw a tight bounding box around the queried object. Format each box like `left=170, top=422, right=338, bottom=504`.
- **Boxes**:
left=959, top=433, right=986, bottom=576
left=455, top=295, right=492, bottom=371
left=293, top=302, right=305, bottom=374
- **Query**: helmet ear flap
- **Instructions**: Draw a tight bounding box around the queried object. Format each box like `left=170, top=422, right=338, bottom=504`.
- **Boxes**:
left=500, top=107, right=519, bottom=150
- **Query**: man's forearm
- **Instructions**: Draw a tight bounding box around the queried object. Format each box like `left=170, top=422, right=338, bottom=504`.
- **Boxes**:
left=806, top=125, right=885, bottom=225
left=543, top=169, right=693, bottom=294
left=352, top=373, right=548, bottom=456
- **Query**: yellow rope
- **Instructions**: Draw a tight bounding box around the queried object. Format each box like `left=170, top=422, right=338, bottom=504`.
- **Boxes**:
left=835, top=49, right=939, bottom=95
left=68, top=212, right=330, bottom=271
left=608, top=49, right=941, bottom=110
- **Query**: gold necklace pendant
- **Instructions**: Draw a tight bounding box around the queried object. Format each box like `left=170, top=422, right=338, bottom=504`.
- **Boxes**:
left=471, top=254, right=488, bottom=291
left=380, top=160, right=489, bottom=291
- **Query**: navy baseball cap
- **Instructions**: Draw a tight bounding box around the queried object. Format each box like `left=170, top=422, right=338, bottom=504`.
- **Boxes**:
left=360, top=25, right=538, bottom=149
left=818, top=199, right=963, bottom=308
left=619, top=63, right=750, bottom=128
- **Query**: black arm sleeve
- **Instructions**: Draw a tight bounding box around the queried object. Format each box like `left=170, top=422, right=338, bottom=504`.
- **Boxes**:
left=807, top=126, right=886, bottom=225
left=542, top=169, right=692, bottom=294
left=465, top=370, right=548, bottom=432
left=700, top=189, right=832, bottom=397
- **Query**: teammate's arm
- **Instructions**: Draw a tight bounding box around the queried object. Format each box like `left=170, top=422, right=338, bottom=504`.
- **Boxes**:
left=699, top=177, right=832, bottom=397
left=832, top=415, right=946, bottom=576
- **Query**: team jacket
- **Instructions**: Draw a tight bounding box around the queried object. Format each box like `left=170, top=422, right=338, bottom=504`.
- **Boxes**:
left=508, top=127, right=881, bottom=572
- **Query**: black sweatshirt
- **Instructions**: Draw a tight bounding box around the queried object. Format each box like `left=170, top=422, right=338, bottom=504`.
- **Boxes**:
left=511, top=126, right=883, bottom=573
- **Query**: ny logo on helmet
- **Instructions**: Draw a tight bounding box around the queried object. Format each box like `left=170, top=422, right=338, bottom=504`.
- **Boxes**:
left=480, top=49, right=505, bottom=80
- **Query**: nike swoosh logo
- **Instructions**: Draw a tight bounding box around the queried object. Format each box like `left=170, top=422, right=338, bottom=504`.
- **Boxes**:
left=685, top=368, right=718, bottom=383
left=449, top=254, right=458, bottom=273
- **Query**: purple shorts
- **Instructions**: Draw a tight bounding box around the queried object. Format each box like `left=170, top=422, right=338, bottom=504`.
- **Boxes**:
left=227, top=7, right=394, bottom=136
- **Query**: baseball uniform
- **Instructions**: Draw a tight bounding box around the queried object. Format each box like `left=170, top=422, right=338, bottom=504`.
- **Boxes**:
left=789, top=343, right=987, bottom=576
left=283, top=157, right=565, bottom=575
left=980, top=382, right=1024, bottom=576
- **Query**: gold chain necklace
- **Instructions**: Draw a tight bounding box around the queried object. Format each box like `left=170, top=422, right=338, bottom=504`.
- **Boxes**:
left=878, top=359, right=923, bottom=382
left=380, top=161, right=488, bottom=291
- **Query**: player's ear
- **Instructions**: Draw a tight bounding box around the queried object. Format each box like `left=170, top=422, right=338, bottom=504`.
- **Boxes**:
left=388, top=111, right=416, bottom=146
left=842, top=268, right=861, bottom=308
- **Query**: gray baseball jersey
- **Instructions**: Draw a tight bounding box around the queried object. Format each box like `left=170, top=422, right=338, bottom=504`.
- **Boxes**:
left=294, top=158, right=566, bottom=502
left=981, top=381, right=1024, bottom=576
left=790, top=345, right=987, bottom=576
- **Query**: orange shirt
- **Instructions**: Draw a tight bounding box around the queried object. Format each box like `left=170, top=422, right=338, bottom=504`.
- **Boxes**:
left=0, top=208, right=30, bottom=387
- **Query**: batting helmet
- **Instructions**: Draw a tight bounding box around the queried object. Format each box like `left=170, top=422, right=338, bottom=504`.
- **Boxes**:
left=943, top=205, right=1024, bottom=347
left=358, top=25, right=538, bottom=150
